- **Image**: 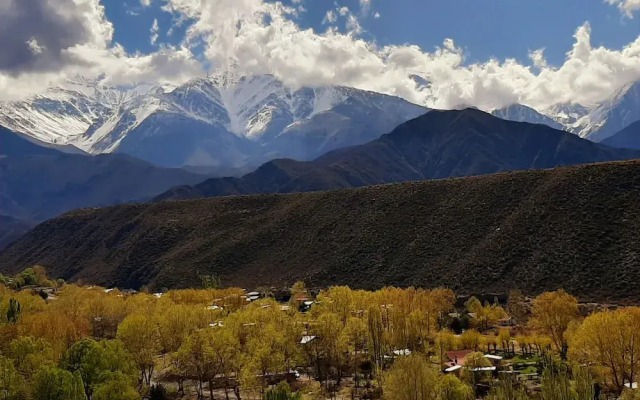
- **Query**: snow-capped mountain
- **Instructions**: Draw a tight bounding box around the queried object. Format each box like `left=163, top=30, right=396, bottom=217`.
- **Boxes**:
left=574, top=82, right=640, bottom=142
left=491, top=104, right=564, bottom=130
left=0, top=74, right=427, bottom=168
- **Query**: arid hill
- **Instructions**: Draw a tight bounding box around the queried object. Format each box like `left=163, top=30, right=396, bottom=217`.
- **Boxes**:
left=2, top=160, right=640, bottom=302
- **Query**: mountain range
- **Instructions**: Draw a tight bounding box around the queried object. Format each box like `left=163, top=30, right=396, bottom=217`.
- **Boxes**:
left=0, top=74, right=426, bottom=169
left=0, top=127, right=207, bottom=223
left=3, top=159, right=640, bottom=302
left=3, top=76, right=640, bottom=162
left=155, top=108, right=640, bottom=201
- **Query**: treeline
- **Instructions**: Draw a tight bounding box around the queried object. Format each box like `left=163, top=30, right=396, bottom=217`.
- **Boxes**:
left=0, top=268, right=639, bottom=399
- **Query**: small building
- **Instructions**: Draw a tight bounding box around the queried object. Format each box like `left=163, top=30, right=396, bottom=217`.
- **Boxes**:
left=445, top=350, right=474, bottom=367
left=484, top=354, right=503, bottom=366
left=300, top=335, right=317, bottom=345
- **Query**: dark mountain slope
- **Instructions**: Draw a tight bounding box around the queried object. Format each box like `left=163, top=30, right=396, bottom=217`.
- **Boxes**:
left=156, top=109, right=640, bottom=201
left=0, top=127, right=62, bottom=157
left=0, top=128, right=209, bottom=221
left=602, top=120, right=640, bottom=150
left=3, top=160, right=640, bottom=302
left=0, top=216, right=34, bottom=250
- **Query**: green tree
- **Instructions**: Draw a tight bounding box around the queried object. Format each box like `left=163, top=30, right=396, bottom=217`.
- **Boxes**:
left=117, top=315, right=160, bottom=387
left=92, top=374, right=140, bottom=400
left=61, top=339, right=137, bottom=399
left=149, top=384, right=168, bottom=400
left=439, top=375, right=473, bottom=400
left=0, top=356, right=23, bottom=400
left=382, top=355, right=439, bottom=400
left=6, top=299, right=20, bottom=324
left=33, top=367, right=74, bottom=400
left=71, top=371, right=87, bottom=400
left=264, top=382, right=302, bottom=400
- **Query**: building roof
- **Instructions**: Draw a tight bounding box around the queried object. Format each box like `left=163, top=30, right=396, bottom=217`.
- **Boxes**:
left=471, top=366, right=497, bottom=372
left=446, top=350, right=474, bottom=366
left=392, top=349, right=412, bottom=356
left=484, top=354, right=503, bottom=360
left=300, top=335, right=317, bottom=344
left=445, top=365, right=463, bottom=373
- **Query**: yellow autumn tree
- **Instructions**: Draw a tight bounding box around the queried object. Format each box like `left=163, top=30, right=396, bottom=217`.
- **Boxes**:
left=529, top=290, right=579, bottom=352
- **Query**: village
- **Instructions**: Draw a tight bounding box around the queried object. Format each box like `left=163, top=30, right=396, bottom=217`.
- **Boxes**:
left=0, top=267, right=637, bottom=400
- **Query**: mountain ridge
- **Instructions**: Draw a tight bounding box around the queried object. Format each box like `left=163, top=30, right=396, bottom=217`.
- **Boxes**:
left=155, top=108, right=640, bottom=201
left=0, top=75, right=427, bottom=168
left=3, top=159, right=640, bottom=302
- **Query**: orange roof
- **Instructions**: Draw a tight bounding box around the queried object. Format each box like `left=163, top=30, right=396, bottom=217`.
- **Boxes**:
left=445, top=350, right=474, bottom=366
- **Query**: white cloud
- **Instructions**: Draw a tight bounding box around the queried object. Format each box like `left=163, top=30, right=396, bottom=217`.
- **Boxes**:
left=0, top=0, right=202, bottom=101
left=150, top=18, right=160, bottom=45
left=359, top=0, right=371, bottom=15
left=26, top=38, right=45, bottom=55
left=323, top=10, right=336, bottom=24
left=605, top=0, right=640, bottom=17
left=161, top=0, right=640, bottom=111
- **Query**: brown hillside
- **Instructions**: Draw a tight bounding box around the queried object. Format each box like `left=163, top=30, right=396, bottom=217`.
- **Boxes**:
left=1, top=160, right=640, bottom=302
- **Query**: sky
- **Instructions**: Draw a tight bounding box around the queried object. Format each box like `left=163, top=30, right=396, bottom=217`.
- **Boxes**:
left=1, top=0, right=640, bottom=111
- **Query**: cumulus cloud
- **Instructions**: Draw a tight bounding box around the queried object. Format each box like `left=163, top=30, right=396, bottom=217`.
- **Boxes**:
left=0, top=0, right=202, bottom=100
left=162, top=0, right=640, bottom=111
left=605, top=0, right=640, bottom=17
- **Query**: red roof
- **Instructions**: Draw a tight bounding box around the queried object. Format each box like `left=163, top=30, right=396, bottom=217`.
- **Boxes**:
left=445, top=350, right=474, bottom=367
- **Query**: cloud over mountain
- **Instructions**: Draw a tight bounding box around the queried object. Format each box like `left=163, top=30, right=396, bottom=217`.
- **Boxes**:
left=1, top=0, right=639, bottom=114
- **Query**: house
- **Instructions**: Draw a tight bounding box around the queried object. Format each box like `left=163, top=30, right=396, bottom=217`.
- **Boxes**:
left=484, top=354, right=503, bottom=367
left=445, top=350, right=474, bottom=367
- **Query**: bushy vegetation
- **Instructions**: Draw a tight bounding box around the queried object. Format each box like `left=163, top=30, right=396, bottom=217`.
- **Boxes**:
left=4, top=160, right=640, bottom=302
left=0, top=268, right=639, bottom=399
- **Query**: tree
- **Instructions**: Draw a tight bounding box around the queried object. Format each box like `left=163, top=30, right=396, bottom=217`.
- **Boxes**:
left=382, top=355, right=439, bottom=400
left=529, top=290, right=578, bottom=354
left=439, top=375, right=473, bottom=400
left=61, top=338, right=137, bottom=399
left=465, top=297, right=508, bottom=331
left=8, top=336, right=55, bottom=380
left=264, top=382, right=302, bottom=400
left=117, top=314, right=160, bottom=387
left=0, top=356, right=24, bottom=400
left=463, top=352, right=492, bottom=386
left=149, top=384, right=168, bottom=400
left=506, top=290, right=530, bottom=325
left=486, top=375, right=528, bottom=400
left=460, top=330, right=481, bottom=351
left=435, top=331, right=455, bottom=370
left=71, top=371, right=87, bottom=400
left=5, top=299, right=20, bottom=324
left=367, top=305, right=386, bottom=370
left=92, top=374, right=140, bottom=400
left=33, top=367, right=74, bottom=400
left=569, top=307, right=640, bottom=394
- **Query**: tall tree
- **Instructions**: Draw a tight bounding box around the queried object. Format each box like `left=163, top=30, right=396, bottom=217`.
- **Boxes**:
left=529, top=290, right=578, bottom=354
left=382, top=355, right=439, bottom=400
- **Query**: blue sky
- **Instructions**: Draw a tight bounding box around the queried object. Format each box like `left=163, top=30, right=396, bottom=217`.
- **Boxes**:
left=105, top=0, right=640, bottom=67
